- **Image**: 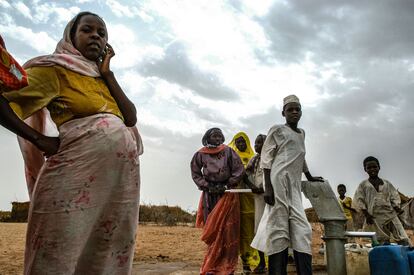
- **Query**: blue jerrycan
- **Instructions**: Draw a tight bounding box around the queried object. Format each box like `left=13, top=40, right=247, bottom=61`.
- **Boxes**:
left=408, top=249, right=414, bottom=274
left=369, top=245, right=411, bottom=275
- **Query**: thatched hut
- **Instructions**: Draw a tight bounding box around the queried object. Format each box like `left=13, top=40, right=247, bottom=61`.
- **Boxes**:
left=10, top=201, right=30, bottom=222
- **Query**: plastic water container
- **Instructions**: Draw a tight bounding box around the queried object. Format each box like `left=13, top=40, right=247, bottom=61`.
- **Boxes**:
left=345, top=243, right=371, bottom=275
left=369, top=245, right=411, bottom=275
left=408, top=250, right=414, bottom=274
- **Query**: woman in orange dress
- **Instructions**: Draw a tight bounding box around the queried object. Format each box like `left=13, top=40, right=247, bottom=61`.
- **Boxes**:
left=191, top=128, right=244, bottom=275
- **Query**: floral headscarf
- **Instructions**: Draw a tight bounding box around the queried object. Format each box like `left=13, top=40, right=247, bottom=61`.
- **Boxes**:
left=23, top=12, right=102, bottom=76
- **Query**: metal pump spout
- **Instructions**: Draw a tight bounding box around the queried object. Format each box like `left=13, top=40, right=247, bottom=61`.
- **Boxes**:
left=302, top=180, right=348, bottom=275
left=302, top=180, right=377, bottom=275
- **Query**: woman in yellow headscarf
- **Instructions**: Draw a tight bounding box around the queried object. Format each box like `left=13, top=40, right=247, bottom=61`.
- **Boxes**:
left=229, top=132, right=259, bottom=273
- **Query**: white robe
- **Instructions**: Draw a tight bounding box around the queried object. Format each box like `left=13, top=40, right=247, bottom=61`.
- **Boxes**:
left=251, top=125, right=312, bottom=255
left=353, top=179, right=410, bottom=244
left=246, top=154, right=266, bottom=233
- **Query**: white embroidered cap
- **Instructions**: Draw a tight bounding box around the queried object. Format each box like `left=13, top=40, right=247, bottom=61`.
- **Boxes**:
left=283, top=94, right=300, bottom=107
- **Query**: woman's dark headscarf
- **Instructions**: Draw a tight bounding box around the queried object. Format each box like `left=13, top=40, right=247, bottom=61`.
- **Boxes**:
left=202, top=128, right=225, bottom=147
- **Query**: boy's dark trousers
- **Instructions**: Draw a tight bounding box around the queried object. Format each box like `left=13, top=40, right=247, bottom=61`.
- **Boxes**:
left=268, top=248, right=312, bottom=275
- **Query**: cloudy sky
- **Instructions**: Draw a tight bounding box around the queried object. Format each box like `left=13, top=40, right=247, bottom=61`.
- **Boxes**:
left=1, top=0, right=413, bottom=212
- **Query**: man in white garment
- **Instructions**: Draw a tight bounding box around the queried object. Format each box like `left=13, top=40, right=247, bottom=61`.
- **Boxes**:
left=353, top=156, right=411, bottom=246
left=251, top=95, right=323, bottom=275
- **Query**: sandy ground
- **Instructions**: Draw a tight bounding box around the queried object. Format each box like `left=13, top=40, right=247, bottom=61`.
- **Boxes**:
left=1, top=222, right=412, bottom=274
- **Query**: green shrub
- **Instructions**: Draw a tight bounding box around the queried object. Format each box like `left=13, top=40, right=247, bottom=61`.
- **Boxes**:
left=139, top=204, right=196, bottom=226
left=0, top=211, right=11, bottom=222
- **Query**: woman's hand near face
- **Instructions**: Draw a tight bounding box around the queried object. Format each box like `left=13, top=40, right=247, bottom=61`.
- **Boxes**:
left=98, top=43, right=115, bottom=77
left=96, top=43, right=137, bottom=127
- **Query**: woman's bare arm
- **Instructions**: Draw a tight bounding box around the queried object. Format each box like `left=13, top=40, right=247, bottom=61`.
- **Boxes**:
left=98, top=44, right=137, bottom=127
left=0, top=96, right=59, bottom=156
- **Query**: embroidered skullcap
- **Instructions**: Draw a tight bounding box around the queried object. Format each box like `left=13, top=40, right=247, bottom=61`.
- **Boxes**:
left=283, top=94, right=300, bottom=107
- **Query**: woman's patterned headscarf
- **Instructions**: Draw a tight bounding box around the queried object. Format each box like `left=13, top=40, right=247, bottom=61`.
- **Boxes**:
left=23, top=11, right=103, bottom=76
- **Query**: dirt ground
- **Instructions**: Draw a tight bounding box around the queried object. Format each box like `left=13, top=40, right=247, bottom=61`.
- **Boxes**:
left=1, top=222, right=412, bottom=274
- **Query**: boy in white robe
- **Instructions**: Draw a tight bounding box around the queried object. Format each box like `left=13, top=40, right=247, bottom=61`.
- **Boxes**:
left=251, top=95, right=323, bottom=275
left=353, top=156, right=411, bottom=245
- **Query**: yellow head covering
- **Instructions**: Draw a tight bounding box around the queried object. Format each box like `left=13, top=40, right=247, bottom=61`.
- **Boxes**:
left=228, top=132, right=255, bottom=167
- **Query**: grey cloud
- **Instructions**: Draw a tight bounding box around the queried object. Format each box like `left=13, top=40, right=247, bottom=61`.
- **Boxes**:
left=139, top=41, right=240, bottom=101
left=315, top=59, right=414, bottom=126
left=257, top=1, right=349, bottom=63
left=259, top=0, right=414, bottom=65
left=124, top=72, right=234, bottom=127
left=348, top=1, right=414, bottom=60
left=239, top=106, right=282, bottom=132
left=168, top=94, right=233, bottom=126
left=252, top=0, right=414, bottom=193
